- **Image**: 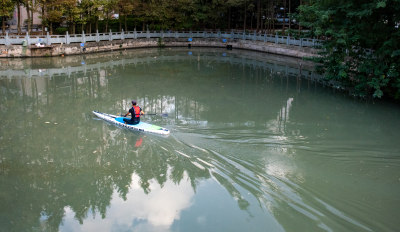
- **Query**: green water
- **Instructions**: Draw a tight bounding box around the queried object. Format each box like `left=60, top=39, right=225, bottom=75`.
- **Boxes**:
left=0, top=48, right=399, bottom=232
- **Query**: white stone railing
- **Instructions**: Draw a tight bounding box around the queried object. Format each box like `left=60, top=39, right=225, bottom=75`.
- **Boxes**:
left=0, top=30, right=321, bottom=48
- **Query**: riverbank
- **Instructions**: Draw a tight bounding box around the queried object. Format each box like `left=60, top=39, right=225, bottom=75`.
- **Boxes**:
left=0, top=37, right=318, bottom=59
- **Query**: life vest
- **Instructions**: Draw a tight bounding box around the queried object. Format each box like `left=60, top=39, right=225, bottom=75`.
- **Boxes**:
left=132, top=106, right=141, bottom=118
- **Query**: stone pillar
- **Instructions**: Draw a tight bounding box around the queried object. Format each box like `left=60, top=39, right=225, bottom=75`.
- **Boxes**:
left=46, top=32, right=51, bottom=45
left=96, top=30, right=100, bottom=42
left=5, top=32, right=10, bottom=45
left=109, top=30, right=113, bottom=41
left=121, top=29, right=125, bottom=40
left=25, top=32, right=30, bottom=45
left=82, top=31, right=86, bottom=43
left=66, top=31, right=70, bottom=44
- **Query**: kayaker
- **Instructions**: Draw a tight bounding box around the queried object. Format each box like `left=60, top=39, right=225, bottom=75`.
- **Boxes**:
left=123, top=100, right=144, bottom=125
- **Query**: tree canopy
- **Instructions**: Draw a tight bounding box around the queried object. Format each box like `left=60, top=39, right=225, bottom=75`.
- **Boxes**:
left=2, top=0, right=303, bottom=33
left=299, top=0, right=400, bottom=99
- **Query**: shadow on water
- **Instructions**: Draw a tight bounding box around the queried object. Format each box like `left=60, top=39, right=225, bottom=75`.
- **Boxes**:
left=0, top=48, right=399, bottom=232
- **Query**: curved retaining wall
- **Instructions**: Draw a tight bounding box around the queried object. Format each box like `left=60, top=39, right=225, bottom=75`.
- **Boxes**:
left=0, top=37, right=318, bottom=58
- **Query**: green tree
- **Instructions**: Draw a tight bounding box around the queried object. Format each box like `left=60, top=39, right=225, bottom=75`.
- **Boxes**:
left=300, top=0, right=400, bottom=99
left=63, top=0, right=80, bottom=34
left=116, top=0, right=134, bottom=32
left=101, top=0, right=117, bottom=32
left=46, top=0, right=64, bottom=34
left=22, top=0, right=33, bottom=33
left=0, top=0, right=14, bottom=34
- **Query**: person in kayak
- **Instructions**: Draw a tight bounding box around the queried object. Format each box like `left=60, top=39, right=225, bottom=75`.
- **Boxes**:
left=123, top=100, right=144, bottom=125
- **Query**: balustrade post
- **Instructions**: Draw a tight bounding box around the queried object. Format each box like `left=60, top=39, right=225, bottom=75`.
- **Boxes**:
left=5, top=32, right=10, bottom=45
left=121, top=29, right=125, bottom=40
left=146, top=29, right=150, bottom=39
left=46, top=32, right=51, bottom=45
left=66, top=31, right=70, bottom=44
left=134, top=28, right=137, bottom=39
left=96, top=30, right=99, bottom=42
left=275, top=33, right=278, bottom=44
left=81, top=31, right=86, bottom=43
left=25, top=32, right=30, bottom=46
left=287, top=35, right=290, bottom=45
left=109, top=30, right=112, bottom=41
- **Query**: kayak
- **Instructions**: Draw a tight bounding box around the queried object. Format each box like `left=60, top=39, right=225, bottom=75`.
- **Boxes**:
left=92, top=111, right=170, bottom=135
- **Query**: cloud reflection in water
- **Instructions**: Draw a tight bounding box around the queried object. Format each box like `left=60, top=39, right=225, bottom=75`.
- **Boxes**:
left=60, top=170, right=194, bottom=232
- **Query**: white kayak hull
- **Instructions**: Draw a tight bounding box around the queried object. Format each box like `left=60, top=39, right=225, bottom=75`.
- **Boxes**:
left=92, top=111, right=170, bottom=135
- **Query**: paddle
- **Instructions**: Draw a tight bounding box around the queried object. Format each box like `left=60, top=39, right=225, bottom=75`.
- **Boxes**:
left=145, top=113, right=168, bottom=117
left=120, top=113, right=168, bottom=117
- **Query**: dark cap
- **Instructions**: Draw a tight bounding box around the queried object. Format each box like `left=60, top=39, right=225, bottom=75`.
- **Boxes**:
left=131, top=100, right=137, bottom=105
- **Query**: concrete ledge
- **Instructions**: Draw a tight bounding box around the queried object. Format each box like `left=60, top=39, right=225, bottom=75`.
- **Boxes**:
left=0, top=38, right=318, bottom=59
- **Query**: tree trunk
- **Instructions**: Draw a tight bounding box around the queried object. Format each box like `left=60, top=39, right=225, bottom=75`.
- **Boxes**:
left=243, top=0, right=247, bottom=32
left=282, top=0, right=286, bottom=34
left=2, top=16, right=6, bottom=35
left=261, top=7, right=264, bottom=33
left=124, top=15, right=127, bottom=31
left=256, top=0, right=260, bottom=31
left=30, top=4, right=33, bottom=30
left=105, top=10, right=109, bottom=33
left=26, top=2, right=31, bottom=34
left=272, top=0, right=275, bottom=34
left=41, top=5, right=45, bottom=35
left=298, top=0, right=302, bottom=35
left=119, top=11, right=122, bottom=32
left=228, top=7, right=231, bottom=29
left=288, top=0, right=291, bottom=31
left=17, top=2, right=21, bottom=34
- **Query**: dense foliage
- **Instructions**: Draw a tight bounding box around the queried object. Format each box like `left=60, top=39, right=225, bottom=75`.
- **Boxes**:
left=1, top=0, right=302, bottom=34
left=299, top=0, right=400, bottom=99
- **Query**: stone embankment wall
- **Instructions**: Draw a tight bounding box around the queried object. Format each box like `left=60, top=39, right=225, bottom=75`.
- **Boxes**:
left=0, top=38, right=318, bottom=59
